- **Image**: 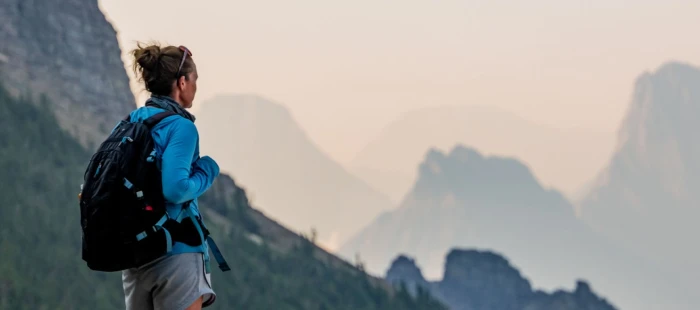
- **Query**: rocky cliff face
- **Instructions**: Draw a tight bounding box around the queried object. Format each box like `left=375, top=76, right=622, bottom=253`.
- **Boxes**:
left=386, top=249, right=617, bottom=310
left=0, top=0, right=135, bottom=148
left=579, top=62, right=700, bottom=275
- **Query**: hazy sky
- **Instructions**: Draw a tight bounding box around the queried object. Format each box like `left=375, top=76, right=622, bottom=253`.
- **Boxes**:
left=100, top=0, right=700, bottom=169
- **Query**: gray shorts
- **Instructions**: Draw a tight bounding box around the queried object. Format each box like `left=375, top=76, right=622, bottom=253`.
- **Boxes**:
left=122, top=252, right=216, bottom=310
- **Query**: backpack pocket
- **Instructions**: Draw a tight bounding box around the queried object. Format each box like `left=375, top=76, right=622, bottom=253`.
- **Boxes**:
left=131, top=225, right=173, bottom=268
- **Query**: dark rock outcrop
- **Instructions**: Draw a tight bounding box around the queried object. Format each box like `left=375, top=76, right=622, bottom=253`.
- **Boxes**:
left=0, top=0, right=135, bottom=148
left=385, top=255, right=430, bottom=296
left=386, top=249, right=617, bottom=310
left=439, top=250, right=533, bottom=310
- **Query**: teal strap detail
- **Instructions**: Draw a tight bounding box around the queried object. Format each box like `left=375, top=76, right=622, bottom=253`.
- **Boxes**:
left=186, top=212, right=210, bottom=269
left=135, top=231, right=149, bottom=241
left=186, top=211, right=230, bottom=272
left=135, top=214, right=169, bottom=242
left=147, top=149, right=157, bottom=163
left=207, top=237, right=230, bottom=272
left=124, top=178, right=133, bottom=189
left=94, top=164, right=102, bottom=177
left=164, top=228, right=172, bottom=253
left=188, top=213, right=206, bottom=245
left=154, top=214, right=168, bottom=227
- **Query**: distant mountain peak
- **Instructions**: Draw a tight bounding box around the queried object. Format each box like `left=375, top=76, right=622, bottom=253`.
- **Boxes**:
left=579, top=60, right=700, bottom=285
left=349, top=102, right=614, bottom=202
left=199, top=93, right=294, bottom=120
left=412, top=145, right=549, bottom=204
left=615, top=61, right=700, bottom=152
left=653, top=60, right=700, bottom=76
left=447, top=145, right=484, bottom=163
left=196, top=94, right=393, bottom=248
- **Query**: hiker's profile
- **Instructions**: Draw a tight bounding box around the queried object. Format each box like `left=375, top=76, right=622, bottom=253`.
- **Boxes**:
left=78, top=42, right=230, bottom=310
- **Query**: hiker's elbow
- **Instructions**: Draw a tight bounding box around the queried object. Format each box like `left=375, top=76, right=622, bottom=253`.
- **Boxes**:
left=162, top=180, right=192, bottom=204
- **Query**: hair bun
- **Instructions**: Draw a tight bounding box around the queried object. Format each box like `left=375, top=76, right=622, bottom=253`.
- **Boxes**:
left=130, top=41, right=194, bottom=96
left=133, top=44, right=162, bottom=71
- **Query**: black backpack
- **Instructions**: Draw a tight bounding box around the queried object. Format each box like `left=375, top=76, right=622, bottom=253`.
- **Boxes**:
left=79, top=111, right=230, bottom=272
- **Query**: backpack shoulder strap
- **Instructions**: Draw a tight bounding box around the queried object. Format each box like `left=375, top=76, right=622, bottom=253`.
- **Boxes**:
left=143, top=111, right=178, bottom=129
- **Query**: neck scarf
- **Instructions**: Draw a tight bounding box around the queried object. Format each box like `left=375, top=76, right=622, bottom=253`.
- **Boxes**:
left=145, top=95, right=196, bottom=123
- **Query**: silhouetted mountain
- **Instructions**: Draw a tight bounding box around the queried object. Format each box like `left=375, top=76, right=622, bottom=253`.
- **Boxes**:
left=349, top=105, right=613, bottom=202
left=386, top=249, right=618, bottom=310
left=385, top=256, right=431, bottom=297
left=341, top=145, right=697, bottom=310
left=579, top=61, right=700, bottom=277
left=196, top=94, right=393, bottom=249
left=0, top=0, right=135, bottom=148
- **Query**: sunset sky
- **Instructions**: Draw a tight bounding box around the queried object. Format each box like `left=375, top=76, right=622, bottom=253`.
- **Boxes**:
left=99, top=0, right=700, bottom=188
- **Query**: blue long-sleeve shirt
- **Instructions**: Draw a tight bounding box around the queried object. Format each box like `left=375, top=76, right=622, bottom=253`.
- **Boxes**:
left=126, top=104, right=220, bottom=255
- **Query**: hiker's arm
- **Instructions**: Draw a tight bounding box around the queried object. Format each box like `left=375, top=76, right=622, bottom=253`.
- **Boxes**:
left=160, top=119, right=219, bottom=204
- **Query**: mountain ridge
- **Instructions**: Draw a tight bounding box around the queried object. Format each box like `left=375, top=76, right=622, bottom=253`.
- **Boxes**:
left=196, top=93, right=394, bottom=249
left=349, top=103, right=614, bottom=203
left=342, top=144, right=697, bottom=310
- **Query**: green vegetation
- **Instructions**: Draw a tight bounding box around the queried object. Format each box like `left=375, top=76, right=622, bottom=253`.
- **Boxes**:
left=0, top=83, right=446, bottom=310
left=0, top=84, right=123, bottom=309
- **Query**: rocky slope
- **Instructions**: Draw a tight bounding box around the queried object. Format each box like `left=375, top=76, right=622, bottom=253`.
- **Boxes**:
left=579, top=62, right=700, bottom=276
left=341, top=145, right=697, bottom=310
left=0, top=0, right=135, bottom=149
left=195, top=94, right=393, bottom=249
left=386, top=249, right=618, bottom=310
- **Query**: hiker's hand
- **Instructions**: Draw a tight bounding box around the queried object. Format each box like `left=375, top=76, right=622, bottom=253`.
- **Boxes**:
left=194, top=156, right=220, bottom=179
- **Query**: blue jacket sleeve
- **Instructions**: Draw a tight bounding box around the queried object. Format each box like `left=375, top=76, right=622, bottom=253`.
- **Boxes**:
left=160, top=119, right=220, bottom=204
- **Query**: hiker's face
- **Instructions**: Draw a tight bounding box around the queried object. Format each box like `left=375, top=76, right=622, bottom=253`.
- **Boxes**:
left=175, top=64, right=198, bottom=109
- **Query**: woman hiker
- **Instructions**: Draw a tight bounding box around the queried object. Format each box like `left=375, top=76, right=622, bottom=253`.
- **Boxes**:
left=122, top=42, right=220, bottom=310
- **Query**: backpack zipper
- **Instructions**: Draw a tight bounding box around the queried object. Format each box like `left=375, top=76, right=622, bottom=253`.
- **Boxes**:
left=120, top=136, right=134, bottom=145
left=93, top=162, right=102, bottom=177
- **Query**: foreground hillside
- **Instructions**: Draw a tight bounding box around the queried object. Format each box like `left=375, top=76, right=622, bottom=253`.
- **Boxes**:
left=0, top=83, right=446, bottom=310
